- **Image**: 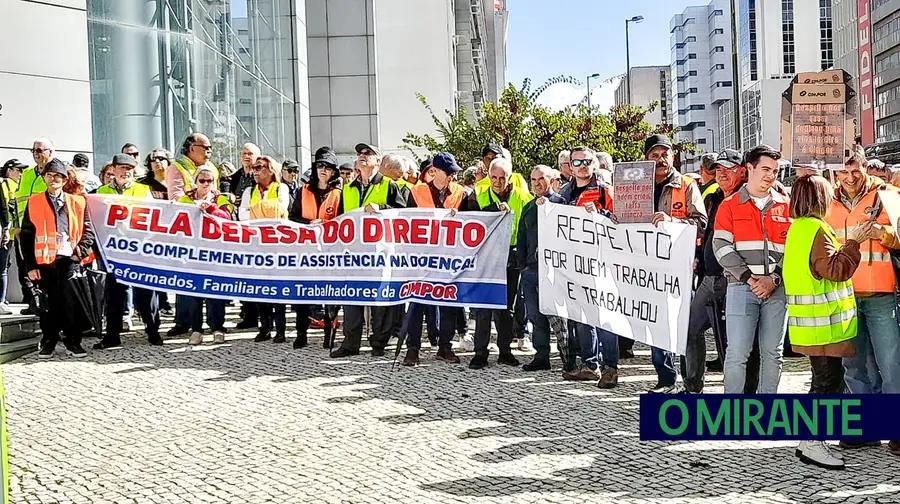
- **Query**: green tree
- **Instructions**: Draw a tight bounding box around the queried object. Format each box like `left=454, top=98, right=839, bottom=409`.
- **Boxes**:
left=403, top=78, right=695, bottom=172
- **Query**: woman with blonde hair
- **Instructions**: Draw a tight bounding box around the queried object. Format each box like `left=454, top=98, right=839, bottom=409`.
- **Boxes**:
left=237, top=155, right=289, bottom=343
left=784, top=174, right=880, bottom=469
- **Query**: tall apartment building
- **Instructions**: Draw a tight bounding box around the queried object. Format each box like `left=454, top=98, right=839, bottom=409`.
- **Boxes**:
left=614, top=66, right=673, bottom=127
left=736, top=0, right=834, bottom=151
left=455, top=0, right=508, bottom=120
left=669, top=0, right=735, bottom=172
left=831, top=0, right=859, bottom=81
left=1, top=0, right=503, bottom=168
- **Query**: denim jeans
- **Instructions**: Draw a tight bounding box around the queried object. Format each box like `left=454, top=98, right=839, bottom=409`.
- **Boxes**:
left=0, top=242, right=10, bottom=304
left=652, top=347, right=677, bottom=385
left=843, top=293, right=900, bottom=394
left=568, top=322, right=618, bottom=371
left=180, top=296, right=226, bottom=332
left=521, top=269, right=551, bottom=362
left=723, top=283, right=787, bottom=393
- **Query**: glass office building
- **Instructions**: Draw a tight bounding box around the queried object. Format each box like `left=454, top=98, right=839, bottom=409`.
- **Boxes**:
left=86, top=0, right=306, bottom=166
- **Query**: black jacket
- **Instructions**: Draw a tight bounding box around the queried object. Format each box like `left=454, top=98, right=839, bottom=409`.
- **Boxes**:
left=700, top=189, right=727, bottom=279
left=20, top=192, right=95, bottom=272
left=515, top=191, right=559, bottom=271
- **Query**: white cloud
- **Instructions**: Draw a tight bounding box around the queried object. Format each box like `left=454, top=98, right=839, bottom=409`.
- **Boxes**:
left=533, top=78, right=621, bottom=113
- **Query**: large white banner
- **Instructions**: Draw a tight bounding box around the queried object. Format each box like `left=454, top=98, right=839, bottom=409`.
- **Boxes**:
left=87, top=196, right=512, bottom=308
left=537, top=203, right=694, bottom=354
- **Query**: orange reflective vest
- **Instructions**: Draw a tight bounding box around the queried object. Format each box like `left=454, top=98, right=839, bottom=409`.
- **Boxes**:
left=825, top=187, right=896, bottom=293
left=574, top=186, right=614, bottom=212
left=411, top=182, right=465, bottom=209
left=669, top=175, right=694, bottom=219
left=28, top=193, right=93, bottom=265
left=300, top=186, right=341, bottom=221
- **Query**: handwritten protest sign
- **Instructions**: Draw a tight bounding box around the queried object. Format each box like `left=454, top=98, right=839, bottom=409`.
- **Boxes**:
left=537, top=203, right=693, bottom=354
left=780, top=70, right=857, bottom=171
left=612, top=161, right=655, bottom=223
left=87, top=196, right=512, bottom=308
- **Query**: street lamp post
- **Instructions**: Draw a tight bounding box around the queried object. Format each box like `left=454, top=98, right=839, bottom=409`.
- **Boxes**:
left=586, top=73, right=601, bottom=109
left=625, top=15, right=644, bottom=105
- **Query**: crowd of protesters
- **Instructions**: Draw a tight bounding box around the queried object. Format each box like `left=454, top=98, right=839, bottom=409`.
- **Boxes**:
left=3, top=132, right=900, bottom=469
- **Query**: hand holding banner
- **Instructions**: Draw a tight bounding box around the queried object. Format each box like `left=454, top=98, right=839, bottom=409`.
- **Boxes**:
left=537, top=203, right=693, bottom=354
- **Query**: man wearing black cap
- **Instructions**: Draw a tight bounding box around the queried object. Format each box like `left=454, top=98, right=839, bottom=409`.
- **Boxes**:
left=481, top=143, right=503, bottom=178
left=281, top=158, right=301, bottom=210
left=642, top=133, right=708, bottom=393
left=72, top=154, right=102, bottom=193
left=20, top=158, right=95, bottom=358
left=330, top=142, right=406, bottom=358
left=339, top=162, right=356, bottom=186
left=95, top=154, right=163, bottom=350
left=399, top=152, right=472, bottom=366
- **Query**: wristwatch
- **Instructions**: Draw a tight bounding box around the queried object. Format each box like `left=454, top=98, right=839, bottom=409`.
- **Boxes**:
left=770, top=273, right=782, bottom=286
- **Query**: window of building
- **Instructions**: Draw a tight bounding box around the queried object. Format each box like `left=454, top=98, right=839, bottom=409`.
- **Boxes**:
left=877, top=84, right=900, bottom=106
left=689, top=87, right=698, bottom=93
left=688, top=53, right=697, bottom=59
left=782, top=0, right=795, bottom=75
left=714, top=81, right=733, bottom=87
left=239, top=99, right=252, bottom=105
left=238, top=29, right=248, bottom=35
left=877, top=116, right=900, bottom=142
left=242, top=80, right=252, bottom=87
left=697, top=138, right=707, bottom=144
left=713, top=28, right=724, bottom=35
left=686, top=36, right=697, bottom=42
left=876, top=49, right=900, bottom=74
left=238, top=116, right=254, bottom=123
left=238, top=47, right=250, bottom=54
left=820, top=0, right=833, bottom=70
left=714, top=63, right=726, bottom=70
left=689, top=70, right=698, bottom=76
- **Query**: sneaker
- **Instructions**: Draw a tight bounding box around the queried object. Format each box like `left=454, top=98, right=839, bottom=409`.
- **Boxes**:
left=65, top=344, right=87, bottom=358
left=213, top=331, right=226, bottom=344
left=518, top=335, right=533, bottom=351
left=0, top=302, right=13, bottom=315
left=468, top=353, right=488, bottom=370
left=435, top=347, right=461, bottom=364
left=123, top=317, right=134, bottom=331
left=166, top=325, right=189, bottom=337
left=308, top=317, right=325, bottom=329
left=563, top=366, right=601, bottom=381
left=329, top=347, right=359, bottom=358
left=38, top=345, right=54, bottom=359
left=597, top=368, right=619, bottom=389
left=188, top=332, right=203, bottom=345
left=796, top=441, right=844, bottom=470
left=159, top=307, right=175, bottom=317
left=460, top=334, right=475, bottom=352
left=649, top=382, right=679, bottom=394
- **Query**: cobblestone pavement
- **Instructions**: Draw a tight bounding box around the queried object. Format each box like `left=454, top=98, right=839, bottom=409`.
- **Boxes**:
left=4, top=311, right=900, bottom=504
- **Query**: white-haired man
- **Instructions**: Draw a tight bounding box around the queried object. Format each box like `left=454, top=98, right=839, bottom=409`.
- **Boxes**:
left=14, top=138, right=56, bottom=314
left=167, top=133, right=217, bottom=200
left=466, top=157, right=534, bottom=369
left=558, top=150, right=572, bottom=184
left=595, top=151, right=613, bottom=186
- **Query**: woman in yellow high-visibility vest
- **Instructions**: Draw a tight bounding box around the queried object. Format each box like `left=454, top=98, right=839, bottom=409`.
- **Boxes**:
left=783, top=175, right=881, bottom=470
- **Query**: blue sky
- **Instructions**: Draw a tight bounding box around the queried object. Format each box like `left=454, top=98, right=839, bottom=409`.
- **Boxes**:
left=506, top=0, right=702, bottom=108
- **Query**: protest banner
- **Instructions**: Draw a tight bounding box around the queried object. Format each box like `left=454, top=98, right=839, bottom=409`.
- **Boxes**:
left=537, top=202, right=693, bottom=354
left=612, top=161, right=655, bottom=223
left=86, top=196, right=512, bottom=308
left=780, top=70, right=857, bottom=172
left=877, top=189, right=900, bottom=234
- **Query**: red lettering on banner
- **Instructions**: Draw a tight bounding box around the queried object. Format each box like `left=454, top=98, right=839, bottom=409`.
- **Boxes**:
left=443, top=220, right=462, bottom=246
left=220, top=221, right=241, bottom=243
left=259, top=226, right=278, bottom=244
left=858, top=0, right=874, bottom=145
left=399, top=282, right=458, bottom=300
left=131, top=207, right=150, bottom=231
left=148, top=208, right=169, bottom=233
left=170, top=212, right=192, bottom=237
left=201, top=216, right=220, bottom=240
left=363, top=218, right=383, bottom=242
left=107, top=204, right=129, bottom=226
left=359, top=217, right=487, bottom=248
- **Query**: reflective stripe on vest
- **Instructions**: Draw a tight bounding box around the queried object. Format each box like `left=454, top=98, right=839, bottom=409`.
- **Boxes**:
left=476, top=185, right=533, bottom=246
left=300, top=186, right=341, bottom=221
left=669, top=175, right=694, bottom=219
left=250, top=182, right=281, bottom=205
left=411, top=183, right=465, bottom=209
left=701, top=182, right=719, bottom=200
left=173, top=158, right=218, bottom=193
left=783, top=217, right=857, bottom=346
left=825, top=187, right=896, bottom=293
left=96, top=183, right=152, bottom=198
left=27, top=193, right=92, bottom=265
left=343, top=178, right=391, bottom=212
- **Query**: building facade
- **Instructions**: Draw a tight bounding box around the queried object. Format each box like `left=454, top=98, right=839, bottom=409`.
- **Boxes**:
left=455, top=0, right=508, bottom=120
left=736, top=0, right=834, bottom=150
left=1, top=0, right=504, bottom=170
left=871, top=0, right=900, bottom=143
left=614, top=66, right=673, bottom=127
left=669, top=0, right=735, bottom=172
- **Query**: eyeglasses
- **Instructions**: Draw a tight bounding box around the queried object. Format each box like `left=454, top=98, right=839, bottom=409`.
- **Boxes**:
left=197, top=179, right=214, bottom=184
left=30, top=148, right=51, bottom=154
left=126, top=152, right=139, bottom=158
left=194, top=145, right=213, bottom=152
left=252, top=165, right=265, bottom=172
left=286, top=168, right=300, bottom=174
left=571, top=159, right=592, bottom=167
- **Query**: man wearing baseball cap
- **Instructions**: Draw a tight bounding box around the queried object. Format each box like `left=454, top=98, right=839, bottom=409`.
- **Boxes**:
left=400, top=152, right=473, bottom=366
left=330, top=141, right=406, bottom=359
left=642, top=133, right=708, bottom=393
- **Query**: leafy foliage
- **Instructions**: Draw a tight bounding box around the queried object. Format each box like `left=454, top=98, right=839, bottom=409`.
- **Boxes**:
left=403, top=79, right=695, bottom=172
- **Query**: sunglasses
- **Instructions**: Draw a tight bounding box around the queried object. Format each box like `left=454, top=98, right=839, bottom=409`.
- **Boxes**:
left=571, top=159, right=592, bottom=167
left=31, top=148, right=51, bottom=154
left=194, top=145, right=213, bottom=152
left=197, top=179, right=214, bottom=184
left=151, top=156, right=168, bottom=162
left=126, top=152, right=139, bottom=158
left=286, top=168, right=300, bottom=174
left=252, top=165, right=266, bottom=172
